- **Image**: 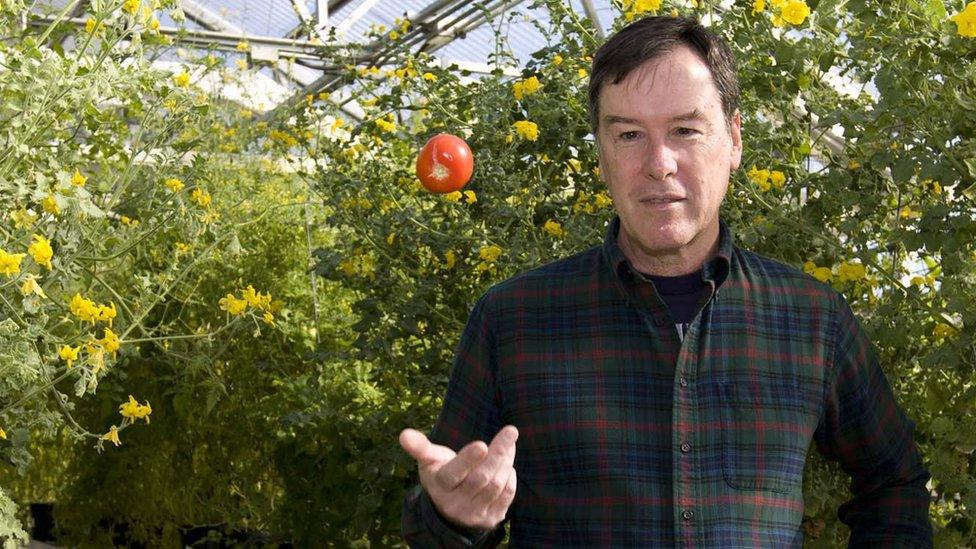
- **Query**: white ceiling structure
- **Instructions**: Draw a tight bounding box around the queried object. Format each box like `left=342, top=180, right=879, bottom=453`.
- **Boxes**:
left=32, top=0, right=620, bottom=118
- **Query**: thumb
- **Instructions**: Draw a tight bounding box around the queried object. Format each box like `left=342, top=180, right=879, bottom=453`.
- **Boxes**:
left=399, top=428, right=454, bottom=468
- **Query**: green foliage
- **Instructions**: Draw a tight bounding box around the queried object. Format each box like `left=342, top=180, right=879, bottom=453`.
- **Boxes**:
left=0, top=0, right=974, bottom=546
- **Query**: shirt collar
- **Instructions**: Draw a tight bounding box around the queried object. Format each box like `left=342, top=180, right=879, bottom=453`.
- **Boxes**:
left=601, top=216, right=732, bottom=288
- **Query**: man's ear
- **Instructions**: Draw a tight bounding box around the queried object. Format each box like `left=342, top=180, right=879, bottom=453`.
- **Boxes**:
left=729, top=110, right=743, bottom=171
left=595, top=134, right=607, bottom=184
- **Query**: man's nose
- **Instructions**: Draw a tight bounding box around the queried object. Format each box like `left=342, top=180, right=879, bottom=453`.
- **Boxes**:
left=642, top=139, right=678, bottom=181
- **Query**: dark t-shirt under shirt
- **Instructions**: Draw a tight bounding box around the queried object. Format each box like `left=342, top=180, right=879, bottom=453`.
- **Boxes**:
left=639, top=269, right=708, bottom=339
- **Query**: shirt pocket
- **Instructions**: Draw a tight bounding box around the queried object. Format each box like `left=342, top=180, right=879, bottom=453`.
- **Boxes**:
left=718, top=381, right=814, bottom=494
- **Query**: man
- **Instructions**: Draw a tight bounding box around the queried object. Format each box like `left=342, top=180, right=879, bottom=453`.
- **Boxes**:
left=399, top=15, right=932, bottom=548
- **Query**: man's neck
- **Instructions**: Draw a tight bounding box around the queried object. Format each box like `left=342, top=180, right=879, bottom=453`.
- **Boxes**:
left=618, top=224, right=720, bottom=277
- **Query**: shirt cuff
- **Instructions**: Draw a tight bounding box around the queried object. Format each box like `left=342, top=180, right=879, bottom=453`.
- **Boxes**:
left=418, top=488, right=495, bottom=547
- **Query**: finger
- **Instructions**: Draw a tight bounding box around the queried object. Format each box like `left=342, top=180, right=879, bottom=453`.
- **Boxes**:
left=470, top=458, right=514, bottom=511
left=459, top=426, right=518, bottom=491
left=399, top=428, right=456, bottom=468
left=484, top=466, right=517, bottom=520
left=433, top=439, right=489, bottom=491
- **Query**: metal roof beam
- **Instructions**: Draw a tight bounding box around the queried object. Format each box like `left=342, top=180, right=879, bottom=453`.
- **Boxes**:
left=263, top=0, right=526, bottom=122
left=317, top=0, right=330, bottom=28
left=579, top=0, right=606, bottom=39
left=284, top=0, right=353, bottom=39
left=179, top=0, right=244, bottom=35
left=335, top=0, right=382, bottom=34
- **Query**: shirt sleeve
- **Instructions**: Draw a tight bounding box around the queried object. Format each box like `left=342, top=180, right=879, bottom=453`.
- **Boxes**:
left=401, top=293, right=509, bottom=548
left=814, top=295, right=933, bottom=548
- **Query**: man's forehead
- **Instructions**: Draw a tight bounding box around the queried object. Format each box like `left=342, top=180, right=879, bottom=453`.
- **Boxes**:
left=616, top=47, right=714, bottom=92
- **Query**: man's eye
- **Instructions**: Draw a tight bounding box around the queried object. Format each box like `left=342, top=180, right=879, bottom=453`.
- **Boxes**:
left=619, top=131, right=641, bottom=141
left=676, top=127, right=701, bottom=137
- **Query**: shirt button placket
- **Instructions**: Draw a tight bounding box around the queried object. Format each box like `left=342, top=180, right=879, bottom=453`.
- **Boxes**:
left=682, top=509, right=694, bottom=521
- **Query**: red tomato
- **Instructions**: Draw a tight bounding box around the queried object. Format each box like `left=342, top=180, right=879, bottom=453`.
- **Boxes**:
left=416, top=133, right=474, bottom=193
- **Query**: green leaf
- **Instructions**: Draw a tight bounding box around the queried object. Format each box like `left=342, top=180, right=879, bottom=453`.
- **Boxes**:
left=924, top=0, right=948, bottom=27
left=930, top=416, right=954, bottom=437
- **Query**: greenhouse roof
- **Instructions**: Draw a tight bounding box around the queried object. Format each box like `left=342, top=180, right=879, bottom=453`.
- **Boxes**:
left=35, top=0, right=622, bottom=114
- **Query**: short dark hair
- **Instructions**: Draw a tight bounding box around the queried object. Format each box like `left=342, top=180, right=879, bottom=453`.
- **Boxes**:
left=588, top=16, right=740, bottom=132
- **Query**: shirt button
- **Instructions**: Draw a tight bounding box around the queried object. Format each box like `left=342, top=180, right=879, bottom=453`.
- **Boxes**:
left=682, top=510, right=694, bottom=521
left=679, top=377, right=688, bottom=388
left=680, top=443, right=691, bottom=453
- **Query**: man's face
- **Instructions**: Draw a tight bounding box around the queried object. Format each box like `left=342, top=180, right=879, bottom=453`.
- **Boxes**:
left=596, top=45, right=742, bottom=274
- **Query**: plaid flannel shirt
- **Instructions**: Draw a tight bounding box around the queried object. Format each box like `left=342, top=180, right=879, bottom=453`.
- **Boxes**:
left=402, top=217, right=931, bottom=548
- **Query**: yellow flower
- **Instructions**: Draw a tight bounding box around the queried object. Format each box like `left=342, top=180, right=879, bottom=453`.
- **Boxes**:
left=847, top=160, right=860, bottom=170
left=99, top=327, right=121, bottom=355
left=753, top=0, right=766, bottom=13
left=479, top=244, right=503, bottom=262
left=164, top=178, right=184, bottom=192
left=85, top=18, right=99, bottom=34
left=122, top=0, right=140, bottom=15
left=577, top=68, right=588, bottom=78
left=219, top=293, right=248, bottom=315
left=173, top=70, right=190, bottom=87
left=623, top=0, right=662, bottom=20
left=513, top=76, right=541, bottom=100
left=375, top=114, right=396, bottom=133
left=422, top=72, right=437, bottom=81
left=262, top=311, right=275, bottom=325
left=237, top=40, right=250, bottom=52
left=191, top=188, right=211, bottom=208
left=119, top=395, right=152, bottom=424
left=553, top=54, right=563, bottom=65
left=933, top=323, right=956, bottom=339
left=0, top=427, right=5, bottom=440
left=70, top=293, right=99, bottom=323
left=42, top=195, right=60, bottom=215
left=899, top=205, right=921, bottom=219
left=10, top=208, right=38, bottom=230
left=769, top=170, right=786, bottom=189
left=242, top=285, right=272, bottom=311
left=87, top=344, right=106, bottom=374
left=59, top=344, right=81, bottom=368
left=101, top=426, right=121, bottom=447
left=97, top=302, right=117, bottom=327
left=780, top=1, right=811, bottom=24
left=28, top=234, right=54, bottom=270
left=921, top=179, right=942, bottom=195
left=389, top=30, right=400, bottom=40
left=593, top=192, right=613, bottom=209
left=443, top=250, right=456, bottom=270
left=463, top=190, right=477, bottom=204
left=71, top=168, right=88, bottom=187
left=811, top=267, right=832, bottom=282
left=837, top=261, right=866, bottom=282
left=747, top=166, right=772, bottom=191
left=543, top=219, right=565, bottom=238
left=149, top=17, right=160, bottom=31
left=443, top=191, right=462, bottom=202
left=950, top=2, right=976, bottom=37
left=771, top=0, right=811, bottom=27
left=0, top=249, right=26, bottom=277
left=120, top=215, right=138, bottom=227
left=512, top=120, right=539, bottom=142
left=20, top=274, right=46, bottom=298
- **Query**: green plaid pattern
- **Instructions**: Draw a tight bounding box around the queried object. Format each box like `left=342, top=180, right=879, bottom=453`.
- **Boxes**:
left=402, top=218, right=931, bottom=548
